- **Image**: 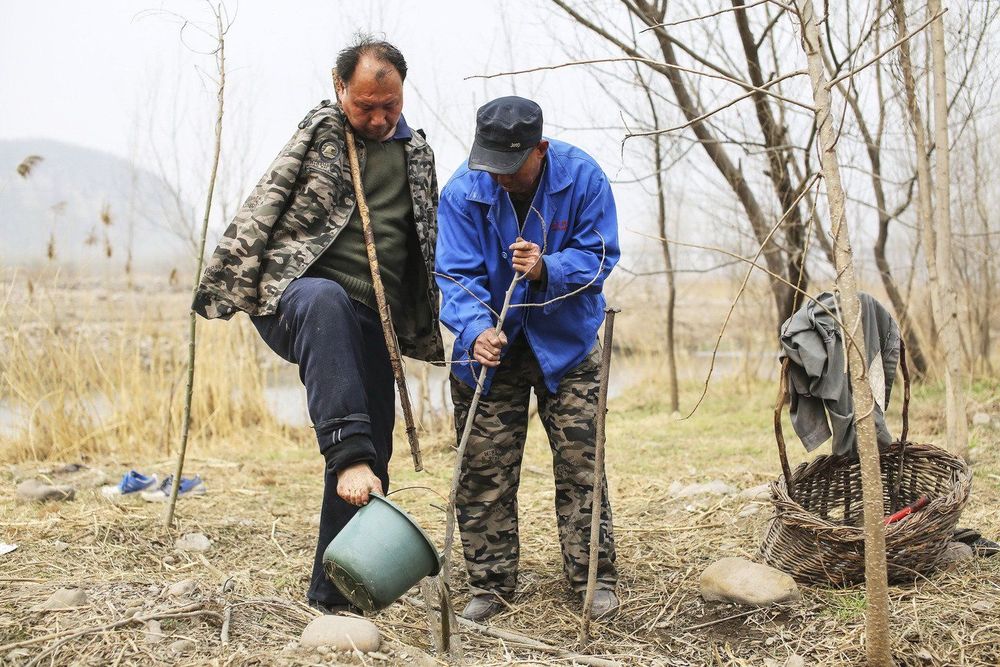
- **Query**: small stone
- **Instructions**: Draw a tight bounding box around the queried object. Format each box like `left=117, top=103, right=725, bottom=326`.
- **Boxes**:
left=916, top=648, right=934, bottom=664
left=123, top=606, right=143, bottom=618
left=738, top=483, right=772, bottom=501
left=669, top=479, right=737, bottom=498
left=938, top=541, right=974, bottom=567
left=167, top=579, right=197, bottom=597
left=765, top=636, right=777, bottom=647
left=163, top=555, right=177, bottom=565
left=738, top=503, right=761, bottom=518
left=700, top=557, right=800, bottom=606
left=316, top=645, right=331, bottom=655
left=169, top=639, right=195, bottom=654
left=300, top=616, right=381, bottom=652
left=145, top=620, right=165, bottom=644
left=310, top=513, right=322, bottom=527
left=971, top=600, right=994, bottom=613
left=51, top=540, right=70, bottom=552
left=16, top=479, right=75, bottom=502
left=175, top=533, right=211, bottom=552
left=971, top=412, right=990, bottom=426
left=30, top=588, right=88, bottom=611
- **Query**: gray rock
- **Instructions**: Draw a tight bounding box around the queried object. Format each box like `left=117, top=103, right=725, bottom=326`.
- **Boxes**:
left=738, top=483, right=772, bottom=501
left=175, top=533, right=211, bottom=552
left=971, top=412, right=990, bottom=426
left=169, top=639, right=195, bottom=654
left=51, top=540, right=70, bottom=552
left=123, top=605, right=143, bottom=618
left=167, top=579, right=197, bottom=597
left=700, top=557, right=800, bottom=606
left=144, top=620, right=165, bottom=644
left=669, top=479, right=737, bottom=498
left=16, top=479, right=74, bottom=502
left=971, top=600, right=994, bottom=613
left=785, top=654, right=806, bottom=667
left=938, top=541, right=974, bottom=567
left=30, top=588, right=88, bottom=611
left=300, top=615, right=381, bottom=652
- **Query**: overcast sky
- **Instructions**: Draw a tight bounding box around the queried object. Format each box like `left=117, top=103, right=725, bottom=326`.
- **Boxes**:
left=4, top=1, right=691, bottom=272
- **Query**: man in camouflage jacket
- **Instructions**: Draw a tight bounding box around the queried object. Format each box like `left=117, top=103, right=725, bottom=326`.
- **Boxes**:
left=193, top=37, right=442, bottom=614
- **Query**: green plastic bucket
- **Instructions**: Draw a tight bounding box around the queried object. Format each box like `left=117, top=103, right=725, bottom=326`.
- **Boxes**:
left=322, top=494, right=441, bottom=612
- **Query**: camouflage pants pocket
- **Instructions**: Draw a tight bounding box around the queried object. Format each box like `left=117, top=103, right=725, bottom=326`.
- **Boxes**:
left=451, top=373, right=531, bottom=596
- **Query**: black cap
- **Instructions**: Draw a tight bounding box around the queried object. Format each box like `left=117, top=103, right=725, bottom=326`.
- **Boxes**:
left=468, top=96, right=543, bottom=175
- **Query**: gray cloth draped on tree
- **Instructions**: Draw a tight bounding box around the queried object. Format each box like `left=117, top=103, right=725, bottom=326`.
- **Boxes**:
left=779, top=291, right=901, bottom=457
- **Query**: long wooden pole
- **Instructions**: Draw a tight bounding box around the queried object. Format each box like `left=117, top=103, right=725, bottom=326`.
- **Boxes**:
left=796, top=2, right=892, bottom=664
left=343, top=127, right=423, bottom=472
left=580, top=307, right=619, bottom=642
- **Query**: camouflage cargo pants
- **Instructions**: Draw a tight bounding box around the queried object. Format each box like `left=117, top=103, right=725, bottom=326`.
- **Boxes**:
left=451, top=335, right=617, bottom=597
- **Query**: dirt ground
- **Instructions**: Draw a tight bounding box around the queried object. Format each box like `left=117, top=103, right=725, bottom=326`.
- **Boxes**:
left=3, top=368, right=999, bottom=666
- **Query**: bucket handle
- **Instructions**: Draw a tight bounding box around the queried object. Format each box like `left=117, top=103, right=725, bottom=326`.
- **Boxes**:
left=385, top=485, right=450, bottom=506
left=774, top=338, right=911, bottom=499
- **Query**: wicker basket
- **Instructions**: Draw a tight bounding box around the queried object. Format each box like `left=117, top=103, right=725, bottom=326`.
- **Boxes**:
left=759, top=342, right=972, bottom=586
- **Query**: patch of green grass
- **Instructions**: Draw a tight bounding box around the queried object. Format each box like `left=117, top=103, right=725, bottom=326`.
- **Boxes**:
left=824, top=590, right=868, bottom=622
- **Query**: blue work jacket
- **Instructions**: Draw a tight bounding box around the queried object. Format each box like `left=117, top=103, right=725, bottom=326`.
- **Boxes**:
left=435, top=138, right=620, bottom=394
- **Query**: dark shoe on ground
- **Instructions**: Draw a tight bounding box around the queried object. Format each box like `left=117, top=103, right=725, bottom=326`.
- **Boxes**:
left=309, top=600, right=363, bottom=616
left=584, top=589, right=620, bottom=620
left=954, top=527, right=1000, bottom=557
left=461, top=594, right=506, bottom=623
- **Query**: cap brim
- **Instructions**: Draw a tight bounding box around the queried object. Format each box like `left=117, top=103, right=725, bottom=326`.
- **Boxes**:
left=467, top=142, right=533, bottom=175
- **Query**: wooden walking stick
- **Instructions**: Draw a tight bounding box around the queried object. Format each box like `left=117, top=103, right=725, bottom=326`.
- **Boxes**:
left=343, top=126, right=423, bottom=472
left=580, top=306, right=619, bottom=642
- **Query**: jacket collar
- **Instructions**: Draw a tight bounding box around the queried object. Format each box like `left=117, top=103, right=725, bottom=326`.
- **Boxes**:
left=465, top=138, right=571, bottom=205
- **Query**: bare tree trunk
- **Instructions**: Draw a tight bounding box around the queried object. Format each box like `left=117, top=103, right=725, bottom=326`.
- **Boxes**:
left=165, top=6, right=227, bottom=528
left=970, top=129, right=994, bottom=374
left=639, top=67, right=680, bottom=413
left=927, top=0, right=969, bottom=458
left=732, top=0, right=810, bottom=308
left=796, top=2, right=892, bottom=665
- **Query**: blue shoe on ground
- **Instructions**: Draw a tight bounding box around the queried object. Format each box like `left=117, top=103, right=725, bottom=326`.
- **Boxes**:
left=101, top=471, right=159, bottom=498
left=141, top=475, right=206, bottom=502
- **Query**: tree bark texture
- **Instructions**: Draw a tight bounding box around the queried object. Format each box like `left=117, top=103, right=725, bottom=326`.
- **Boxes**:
left=796, top=2, right=893, bottom=664
left=927, top=0, right=969, bottom=458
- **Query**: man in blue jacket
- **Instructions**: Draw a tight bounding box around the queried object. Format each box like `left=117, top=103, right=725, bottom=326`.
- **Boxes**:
left=436, top=96, right=621, bottom=622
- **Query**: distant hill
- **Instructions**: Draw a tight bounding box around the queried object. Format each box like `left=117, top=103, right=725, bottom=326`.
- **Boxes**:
left=0, top=139, right=193, bottom=271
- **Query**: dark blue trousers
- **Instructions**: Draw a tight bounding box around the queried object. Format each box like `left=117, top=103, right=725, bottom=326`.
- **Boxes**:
left=252, top=277, right=394, bottom=607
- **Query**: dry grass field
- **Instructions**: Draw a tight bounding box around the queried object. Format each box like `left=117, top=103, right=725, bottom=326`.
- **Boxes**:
left=2, top=271, right=999, bottom=665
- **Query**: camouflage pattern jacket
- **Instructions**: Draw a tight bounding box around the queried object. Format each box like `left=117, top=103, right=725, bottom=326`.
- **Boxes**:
left=193, top=101, right=444, bottom=362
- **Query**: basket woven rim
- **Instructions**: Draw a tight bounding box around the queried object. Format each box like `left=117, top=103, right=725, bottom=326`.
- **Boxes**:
left=767, top=440, right=972, bottom=542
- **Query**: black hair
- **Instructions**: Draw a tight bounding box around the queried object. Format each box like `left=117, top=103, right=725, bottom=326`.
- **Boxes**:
left=335, top=34, right=407, bottom=85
